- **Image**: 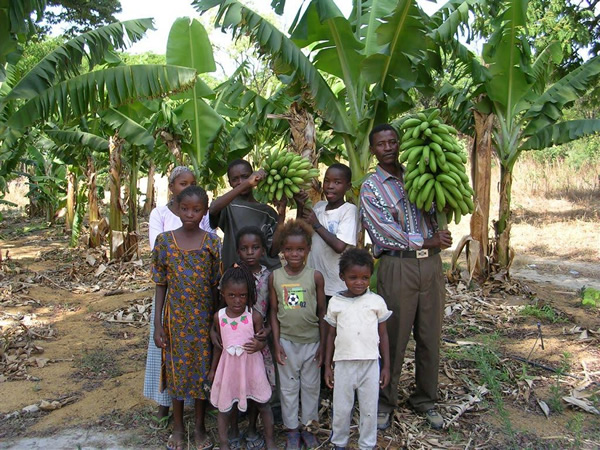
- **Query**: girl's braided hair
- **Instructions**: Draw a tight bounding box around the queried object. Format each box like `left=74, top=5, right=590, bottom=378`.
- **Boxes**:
left=220, top=262, right=257, bottom=310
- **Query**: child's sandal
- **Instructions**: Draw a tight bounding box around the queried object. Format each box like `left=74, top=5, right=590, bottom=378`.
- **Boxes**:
left=245, top=433, right=266, bottom=450
left=285, top=430, right=302, bottom=450
left=166, top=433, right=184, bottom=450
left=300, top=430, right=319, bottom=449
left=228, top=437, right=242, bottom=450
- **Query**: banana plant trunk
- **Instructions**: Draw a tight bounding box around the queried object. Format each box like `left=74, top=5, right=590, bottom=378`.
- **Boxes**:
left=469, top=110, right=494, bottom=280
left=109, top=133, right=125, bottom=259
left=142, top=161, right=156, bottom=216
left=125, top=148, right=140, bottom=260
left=66, top=168, right=76, bottom=233
left=87, top=155, right=104, bottom=248
left=494, top=161, right=515, bottom=269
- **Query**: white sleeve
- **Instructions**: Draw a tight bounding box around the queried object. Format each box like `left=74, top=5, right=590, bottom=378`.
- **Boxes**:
left=148, top=208, right=164, bottom=250
left=199, top=213, right=214, bottom=233
left=374, top=294, right=392, bottom=322
left=324, top=298, right=338, bottom=327
left=335, top=204, right=358, bottom=246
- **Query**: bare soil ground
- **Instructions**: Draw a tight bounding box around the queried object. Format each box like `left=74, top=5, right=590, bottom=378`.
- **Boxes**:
left=1, top=176, right=599, bottom=449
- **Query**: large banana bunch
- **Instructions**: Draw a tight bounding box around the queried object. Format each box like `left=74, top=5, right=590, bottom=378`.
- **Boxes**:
left=257, top=149, right=320, bottom=202
left=398, top=109, right=474, bottom=224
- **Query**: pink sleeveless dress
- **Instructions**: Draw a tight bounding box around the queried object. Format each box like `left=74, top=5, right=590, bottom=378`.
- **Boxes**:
left=210, top=307, right=272, bottom=412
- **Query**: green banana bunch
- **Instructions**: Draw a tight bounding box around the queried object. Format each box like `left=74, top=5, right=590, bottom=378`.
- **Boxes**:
left=398, top=109, right=474, bottom=225
left=257, top=149, right=320, bottom=202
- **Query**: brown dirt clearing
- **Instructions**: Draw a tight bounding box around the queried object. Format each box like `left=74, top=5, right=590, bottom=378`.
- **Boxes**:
left=1, top=200, right=600, bottom=449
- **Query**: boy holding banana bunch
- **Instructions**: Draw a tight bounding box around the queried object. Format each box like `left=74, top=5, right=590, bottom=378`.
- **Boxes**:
left=209, top=159, right=286, bottom=271
left=297, top=163, right=358, bottom=300
left=360, top=123, right=452, bottom=431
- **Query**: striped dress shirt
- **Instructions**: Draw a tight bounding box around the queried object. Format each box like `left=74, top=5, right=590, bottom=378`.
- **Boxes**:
left=360, top=165, right=437, bottom=257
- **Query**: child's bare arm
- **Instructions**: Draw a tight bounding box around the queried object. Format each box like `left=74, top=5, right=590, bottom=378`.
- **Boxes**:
left=302, top=209, right=348, bottom=253
left=153, top=284, right=168, bottom=348
left=294, top=190, right=310, bottom=220
left=209, top=170, right=266, bottom=219
left=209, top=312, right=222, bottom=381
left=314, top=270, right=327, bottom=367
left=269, top=273, right=286, bottom=365
left=378, top=321, right=391, bottom=388
left=324, top=323, right=336, bottom=389
left=243, top=309, right=268, bottom=354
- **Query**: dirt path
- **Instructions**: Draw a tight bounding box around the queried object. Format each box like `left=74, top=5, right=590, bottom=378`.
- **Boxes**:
left=512, top=257, right=600, bottom=291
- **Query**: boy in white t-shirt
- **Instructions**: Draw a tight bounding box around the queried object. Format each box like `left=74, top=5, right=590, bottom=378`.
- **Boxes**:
left=301, top=163, right=358, bottom=299
left=324, top=249, right=391, bottom=450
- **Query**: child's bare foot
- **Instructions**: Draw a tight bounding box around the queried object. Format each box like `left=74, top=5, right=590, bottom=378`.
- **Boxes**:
left=195, top=427, right=213, bottom=449
left=166, top=430, right=184, bottom=450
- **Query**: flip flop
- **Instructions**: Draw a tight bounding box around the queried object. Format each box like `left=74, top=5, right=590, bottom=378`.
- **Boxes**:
left=166, top=433, right=184, bottom=450
left=195, top=435, right=214, bottom=450
left=245, top=433, right=266, bottom=450
left=228, top=437, right=242, bottom=450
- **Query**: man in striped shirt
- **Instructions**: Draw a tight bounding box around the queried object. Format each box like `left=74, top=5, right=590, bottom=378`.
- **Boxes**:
left=360, top=123, right=452, bottom=430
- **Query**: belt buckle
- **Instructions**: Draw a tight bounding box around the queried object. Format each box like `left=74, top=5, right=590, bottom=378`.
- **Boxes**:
left=416, top=249, right=428, bottom=259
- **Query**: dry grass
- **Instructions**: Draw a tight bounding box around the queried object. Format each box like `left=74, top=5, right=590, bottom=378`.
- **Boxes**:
left=447, top=154, right=600, bottom=262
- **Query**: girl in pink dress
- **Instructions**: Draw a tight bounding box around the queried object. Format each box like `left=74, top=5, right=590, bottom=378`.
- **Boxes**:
left=209, top=263, right=276, bottom=450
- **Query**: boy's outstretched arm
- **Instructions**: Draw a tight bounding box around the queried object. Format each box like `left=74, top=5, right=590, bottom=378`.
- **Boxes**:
left=378, top=321, right=390, bottom=388
left=324, top=323, right=336, bottom=389
left=209, top=169, right=266, bottom=223
left=314, top=270, right=327, bottom=367
left=268, top=272, right=286, bottom=365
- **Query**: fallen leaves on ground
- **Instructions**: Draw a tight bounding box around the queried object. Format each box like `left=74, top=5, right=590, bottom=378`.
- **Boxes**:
left=94, top=297, right=152, bottom=327
left=0, top=321, right=55, bottom=381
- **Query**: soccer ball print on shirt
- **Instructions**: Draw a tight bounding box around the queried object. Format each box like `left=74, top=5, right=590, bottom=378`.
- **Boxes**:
left=282, top=283, right=307, bottom=309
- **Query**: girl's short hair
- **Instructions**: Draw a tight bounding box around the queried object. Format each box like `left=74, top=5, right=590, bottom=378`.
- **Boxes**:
left=236, top=226, right=267, bottom=250
left=278, top=219, right=312, bottom=248
left=220, top=262, right=257, bottom=310
left=168, top=166, right=194, bottom=184
left=339, top=248, right=374, bottom=275
left=176, top=185, right=208, bottom=207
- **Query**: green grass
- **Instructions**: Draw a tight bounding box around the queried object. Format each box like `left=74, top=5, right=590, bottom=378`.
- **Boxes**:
left=463, top=336, right=515, bottom=442
left=581, top=287, right=600, bottom=307
left=76, top=348, right=122, bottom=379
left=520, top=304, right=568, bottom=323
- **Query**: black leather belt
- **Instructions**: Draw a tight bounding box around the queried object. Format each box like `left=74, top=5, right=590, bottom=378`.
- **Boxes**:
left=383, top=248, right=441, bottom=259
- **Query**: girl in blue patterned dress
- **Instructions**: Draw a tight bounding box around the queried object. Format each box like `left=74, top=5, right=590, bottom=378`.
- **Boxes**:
left=152, top=185, right=220, bottom=450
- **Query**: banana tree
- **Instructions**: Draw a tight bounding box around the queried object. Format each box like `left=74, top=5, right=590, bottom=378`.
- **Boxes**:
left=0, top=0, right=46, bottom=82
left=194, top=0, right=437, bottom=185
left=435, top=0, right=600, bottom=271
left=46, top=126, right=110, bottom=247
left=0, top=19, right=198, bottom=185
left=165, top=17, right=224, bottom=185
left=100, top=105, right=156, bottom=259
